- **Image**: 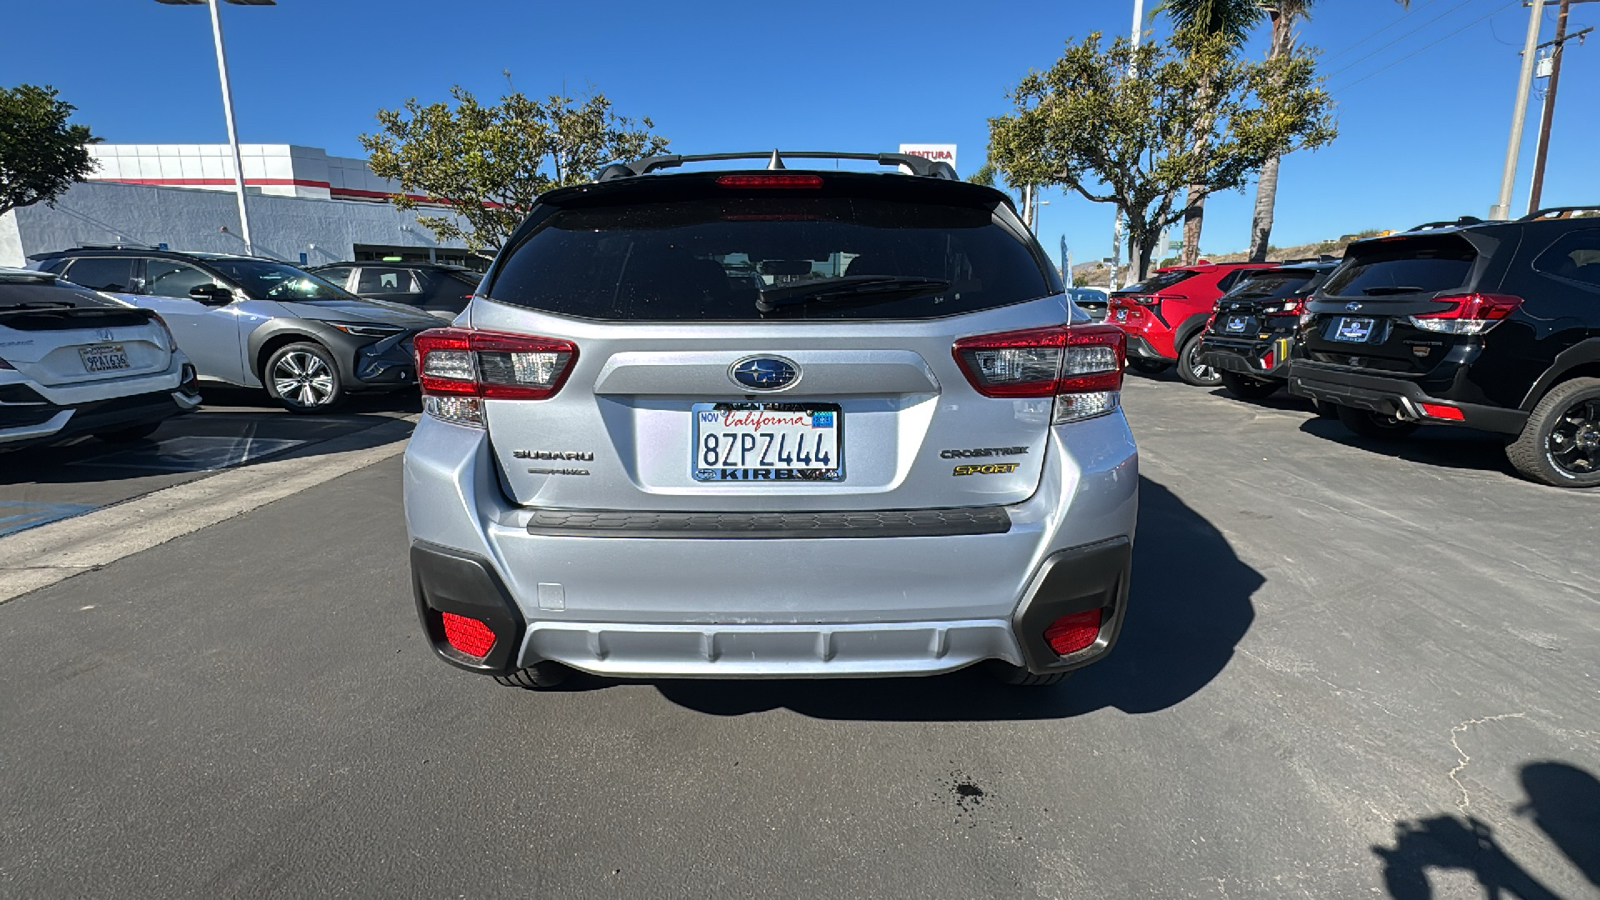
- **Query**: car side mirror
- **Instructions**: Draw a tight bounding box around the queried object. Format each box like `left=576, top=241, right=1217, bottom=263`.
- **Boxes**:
left=188, top=284, right=233, bottom=305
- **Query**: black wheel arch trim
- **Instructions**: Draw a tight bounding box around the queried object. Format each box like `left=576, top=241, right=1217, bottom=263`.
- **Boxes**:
left=1520, top=338, right=1600, bottom=412
left=1175, top=314, right=1214, bottom=353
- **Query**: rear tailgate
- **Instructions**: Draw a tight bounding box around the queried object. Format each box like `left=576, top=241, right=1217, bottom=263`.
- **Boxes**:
left=0, top=306, right=174, bottom=388
left=440, top=171, right=1108, bottom=513
left=1302, top=232, right=1500, bottom=374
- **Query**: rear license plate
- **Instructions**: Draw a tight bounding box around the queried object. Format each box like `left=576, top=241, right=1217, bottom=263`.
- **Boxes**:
left=79, top=344, right=130, bottom=373
left=1116, top=308, right=1128, bottom=322
left=1226, top=315, right=1249, bottom=333
left=692, top=402, right=842, bottom=482
left=1333, top=317, right=1375, bottom=343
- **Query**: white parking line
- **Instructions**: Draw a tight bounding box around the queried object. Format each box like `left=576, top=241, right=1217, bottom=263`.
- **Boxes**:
left=0, top=417, right=415, bottom=605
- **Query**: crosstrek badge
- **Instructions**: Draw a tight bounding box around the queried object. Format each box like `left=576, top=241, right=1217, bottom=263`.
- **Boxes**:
left=953, top=463, right=1021, bottom=476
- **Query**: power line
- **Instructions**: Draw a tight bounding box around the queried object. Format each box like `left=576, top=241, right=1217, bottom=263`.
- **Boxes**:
left=1323, top=0, right=1493, bottom=81
left=1330, top=0, right=1521, bottom=95
left=1321, top=0, right=1442, bottom=64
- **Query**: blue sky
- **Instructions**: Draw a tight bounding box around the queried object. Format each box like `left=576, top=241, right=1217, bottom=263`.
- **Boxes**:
left=3, top=0, right=1595, bottom=265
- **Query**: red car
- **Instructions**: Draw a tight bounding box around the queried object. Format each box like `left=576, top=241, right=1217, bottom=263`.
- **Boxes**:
left=1107, top=262, right=1279, bottom=385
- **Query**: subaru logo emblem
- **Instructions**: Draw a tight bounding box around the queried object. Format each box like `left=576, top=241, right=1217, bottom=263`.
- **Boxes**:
left=729, top=356, right=799, bottom=392
left=1345, top=302, right=1363, bottom=312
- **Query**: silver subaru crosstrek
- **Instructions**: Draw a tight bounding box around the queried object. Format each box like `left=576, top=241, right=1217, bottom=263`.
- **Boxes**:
left=403, top=151, right=1138, bottom=688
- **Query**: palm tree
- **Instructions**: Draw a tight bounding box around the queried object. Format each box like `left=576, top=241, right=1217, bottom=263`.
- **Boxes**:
left=1160, top=0, right=1264, bottom=264
left=1248, top=1, right=1314, bottom=261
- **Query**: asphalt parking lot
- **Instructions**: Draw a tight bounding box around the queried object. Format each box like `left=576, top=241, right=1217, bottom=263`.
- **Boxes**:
left=0, top=376, right=1595, bottom=899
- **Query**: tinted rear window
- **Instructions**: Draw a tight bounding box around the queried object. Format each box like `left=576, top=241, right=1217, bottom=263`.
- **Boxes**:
left=1324, top=239, right=1476, bottom=298
left=1115, top=270, right=1198, bottom=296
left=0, top=280, right=117, bottom=310
left=1224, top=271, right=1316, bottom=302
left=485, top=196, right=1053, bottom=321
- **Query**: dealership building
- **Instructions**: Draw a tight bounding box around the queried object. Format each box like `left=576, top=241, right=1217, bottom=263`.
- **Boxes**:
left=0, top=143, right=475, bottom=270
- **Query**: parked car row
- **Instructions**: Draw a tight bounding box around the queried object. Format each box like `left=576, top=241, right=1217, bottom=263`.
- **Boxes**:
left=27, top=248, right=445, bottom=415
left=1103, top=209, right=1600, bottom=489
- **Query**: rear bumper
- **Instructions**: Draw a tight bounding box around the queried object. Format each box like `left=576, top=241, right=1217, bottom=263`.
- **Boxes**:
left=0, top=386, right=200, bottom=450
left=1198, top=335, right=1293, bottom=379
left=1286, top=360, right=1528, bottom=434
left=1125, top=334, right=1172, bottom=362
left=403, top=412, right=1139, bottom=679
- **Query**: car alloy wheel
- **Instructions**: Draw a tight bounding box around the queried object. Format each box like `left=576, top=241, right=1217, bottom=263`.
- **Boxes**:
left=1545, top=396, right=1600, bottom=479
left=265, top=341, right=345, bottom=413
left=1176, top=333, right=1223, bottom=387
left=1507, top=377, right=1600, bottom=488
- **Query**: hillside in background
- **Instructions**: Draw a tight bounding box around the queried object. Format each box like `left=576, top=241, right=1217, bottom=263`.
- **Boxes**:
left=1069, top=228, right=1390, bottom=288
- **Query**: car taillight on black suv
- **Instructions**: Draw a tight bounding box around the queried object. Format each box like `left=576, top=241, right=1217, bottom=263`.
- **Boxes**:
left=1288, top=213, right=1600, bottom=488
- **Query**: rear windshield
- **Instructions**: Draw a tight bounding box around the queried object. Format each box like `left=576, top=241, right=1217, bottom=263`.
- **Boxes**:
left=485, top=196, right=1053, bottom=321
left=0, top=280, right=117, bottom=310
left=1115, top=270, right=1197, bottom=296
left=1323, top=240, right=1476, bottom=298
left=208, top=260, right=357, bottom=302
left=1223, top=271, right=1317, bottom=302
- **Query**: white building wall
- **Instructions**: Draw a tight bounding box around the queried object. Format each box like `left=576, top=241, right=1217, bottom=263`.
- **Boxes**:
left=0, top=180, right=470, bottom=268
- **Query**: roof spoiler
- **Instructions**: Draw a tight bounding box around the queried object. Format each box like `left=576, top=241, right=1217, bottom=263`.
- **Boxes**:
left=596, top=150, right=960, bottom=183
left=1407, top=216, right=1484, bottom=233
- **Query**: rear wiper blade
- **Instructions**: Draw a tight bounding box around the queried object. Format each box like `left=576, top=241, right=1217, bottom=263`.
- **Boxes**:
left=1361, top=286, right=1425, bottom=296
left=756, top=276, right=951, bottom=315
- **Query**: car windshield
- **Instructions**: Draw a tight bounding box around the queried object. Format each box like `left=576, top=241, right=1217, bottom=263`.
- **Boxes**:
left=1068, top=288, right=1108, bottom=304
left=207, top=260, right=357, bottom=302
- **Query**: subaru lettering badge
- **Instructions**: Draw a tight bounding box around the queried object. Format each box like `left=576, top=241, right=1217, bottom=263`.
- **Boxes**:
left=729, top=356, right=800, bottom=392
left=1345, top=302, right=1363, bottom=312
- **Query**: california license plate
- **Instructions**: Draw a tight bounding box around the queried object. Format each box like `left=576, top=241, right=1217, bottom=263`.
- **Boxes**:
left=692, top=402, right=842, bottom=482
left=1333, top=317, right=1375, bottom=343
left=79, top=344, right=130, bottom=373
left=1226, top=315, right=1249, bottom=333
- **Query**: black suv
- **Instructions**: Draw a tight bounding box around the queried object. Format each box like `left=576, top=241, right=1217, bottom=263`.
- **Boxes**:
left=1198, top=260, right=1338, bottom=400
left=1288, top=209, right=1600, bottom=487
left=308, top=262, right=482, bottom=319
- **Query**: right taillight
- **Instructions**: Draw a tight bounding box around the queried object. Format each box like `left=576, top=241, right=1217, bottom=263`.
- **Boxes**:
left=952, top=324, right=1125, bottom=424
left=414, top=327, right=577, bottom=427
left=1407, top=293, right=1523, bottom=335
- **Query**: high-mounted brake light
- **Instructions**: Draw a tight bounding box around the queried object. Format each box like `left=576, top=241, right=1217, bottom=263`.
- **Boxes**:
left=1407, top=293, right=1523, bottom=335
left=414, top=327, right=577, bottom=426
left=952, top=324, right=1125, bottom=423
left=715, top=174, right=824, bottom=189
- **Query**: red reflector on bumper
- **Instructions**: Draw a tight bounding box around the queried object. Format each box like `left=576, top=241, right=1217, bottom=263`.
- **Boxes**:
left=1043, top=609, right=1103, bottom=655
left=441, top=611, right=496, bottom=658
left=1419, top=403, right=1465, bottom=421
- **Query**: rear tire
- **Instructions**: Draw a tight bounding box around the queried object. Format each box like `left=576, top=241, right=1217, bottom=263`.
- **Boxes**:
left=1505, top=377, right=1600, bottom=488
left=93, top=422, right=161, bottom=443
left=1334, top=403, right=1419, bottom=440
left=1176, top=333, right=1223, bottom=387
left=1129, top=358, right=1172, bottom=375
left=494, top=661, right=571, bottom=689
left=1219, top=371, right=1281, bottom=400
left=984, top=661, right=1074, bottom=686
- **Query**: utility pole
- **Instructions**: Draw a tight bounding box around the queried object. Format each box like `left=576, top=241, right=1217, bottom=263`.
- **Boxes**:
left=1492, top=0, right=1547, bottom=220
left=1528, top=0, right=1594, bottom=213
left=1111, top=0, right=1145, bottom=289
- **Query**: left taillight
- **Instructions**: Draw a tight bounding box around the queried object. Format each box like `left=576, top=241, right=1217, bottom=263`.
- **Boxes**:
left=414, top=327, right=577, bottom=428
left=952, top=324, right=1126, bottom=424
left=1407, top=293, right=1523, bottom=335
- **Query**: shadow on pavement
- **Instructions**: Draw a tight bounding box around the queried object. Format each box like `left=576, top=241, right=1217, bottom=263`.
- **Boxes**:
left=1372, top=761, right=1600, bottom=899
left=1297, top=416, right=1514, bottom=476
left=628, top=475, right=1261, bottom=720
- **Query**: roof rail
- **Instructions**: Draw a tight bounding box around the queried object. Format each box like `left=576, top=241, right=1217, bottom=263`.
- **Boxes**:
left=1518, top=205, right=1600, bottom=222
left=596, top=150, right=960, bottom=182
left=1407, top=216, right=1484, bottom=233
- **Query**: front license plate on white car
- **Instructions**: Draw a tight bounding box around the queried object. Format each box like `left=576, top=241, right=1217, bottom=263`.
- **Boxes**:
left=79, top=344, right=130, bottom=373
left=692, top=402, right=842, bottom=482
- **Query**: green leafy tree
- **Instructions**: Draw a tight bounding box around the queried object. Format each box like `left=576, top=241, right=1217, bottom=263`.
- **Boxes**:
left=0, top=85, right=98, bottom=218
left=361, top=80, right=668, bottom=253
left=987, top=31, right=1335, bottom=280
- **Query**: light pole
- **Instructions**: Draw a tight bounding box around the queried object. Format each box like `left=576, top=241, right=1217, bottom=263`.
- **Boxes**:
left=154, top=0, right=274, bottom=255
left=1490, top=0, right=1546, bottom=220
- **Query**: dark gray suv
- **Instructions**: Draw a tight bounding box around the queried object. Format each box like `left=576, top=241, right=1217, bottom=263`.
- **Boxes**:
left=33, top=249, right=442, bottom=412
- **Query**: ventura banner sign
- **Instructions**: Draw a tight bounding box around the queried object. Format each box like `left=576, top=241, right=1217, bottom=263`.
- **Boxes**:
left=898, top=143, right=957, bottom=173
